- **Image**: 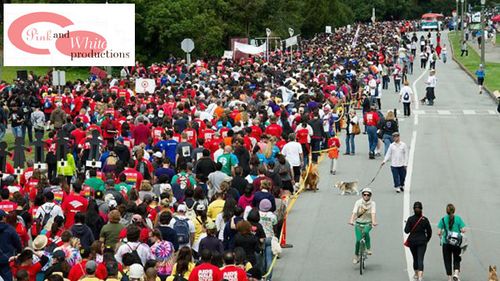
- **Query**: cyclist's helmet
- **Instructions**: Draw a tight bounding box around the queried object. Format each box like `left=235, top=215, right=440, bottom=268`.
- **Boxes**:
left=361, top=187, right=372, bottom=195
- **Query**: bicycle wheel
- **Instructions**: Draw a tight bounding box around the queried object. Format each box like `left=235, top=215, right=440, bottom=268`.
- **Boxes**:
left=359, top=240, right=365, bottom=275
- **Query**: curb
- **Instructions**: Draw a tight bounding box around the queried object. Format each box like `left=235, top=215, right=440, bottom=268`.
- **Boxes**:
left=447, top=33, right=499, bottom=104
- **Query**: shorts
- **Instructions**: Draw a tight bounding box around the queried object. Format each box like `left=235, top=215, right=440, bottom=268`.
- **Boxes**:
left=478, top=77, right=484, bottom=85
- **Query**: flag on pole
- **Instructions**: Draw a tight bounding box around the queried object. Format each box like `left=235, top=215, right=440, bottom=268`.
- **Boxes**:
left=351, top=25, right=361, bottom=48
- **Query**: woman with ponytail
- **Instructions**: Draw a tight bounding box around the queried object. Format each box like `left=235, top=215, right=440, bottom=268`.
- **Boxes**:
left=404, top=201, right=432, bottom=281
left=437, top=203, right=466, bottom=281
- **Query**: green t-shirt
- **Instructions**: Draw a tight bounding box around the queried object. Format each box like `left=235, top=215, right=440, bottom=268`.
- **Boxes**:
left=100, top=222, right=125, bottom=248
left=84, top=177, right=105, bottom=192
left=115, top=182, right=132, bottom=194
left=437, top=214, right=466, bottom=244
left=217, top=153, right=238, bottom=176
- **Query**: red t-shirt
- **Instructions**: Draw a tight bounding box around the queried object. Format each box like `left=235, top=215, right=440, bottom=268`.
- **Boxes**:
left=132, top=124, right=151, bottom=145
left=220, top=265, right=248, bottom=281
left=265, top=124, right=283, bottom=138
left=71, top=128, right=87, bottom=147
left=296, top=128, right=310, bottom=144
left=188, top=263, right=222, bottom=281
left=249, top=125, right=263, bottom=141
left=201, top=129, right=215, bottom=141
left=0, top=200, right=18, bottom=213
left=61, top=193, right=89, bottom=228
left=364, top=112, right=380, bottom=127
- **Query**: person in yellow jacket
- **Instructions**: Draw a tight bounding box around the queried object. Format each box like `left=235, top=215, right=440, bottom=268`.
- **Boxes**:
left=57, top=152, right=77, bottom=184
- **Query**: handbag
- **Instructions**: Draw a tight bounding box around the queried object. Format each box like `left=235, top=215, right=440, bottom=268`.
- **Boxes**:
left=404, top=215, right=424, bottom=247
left=352, top=123, right=361, bottom=135
left=441, top=218, right=463, bottom=247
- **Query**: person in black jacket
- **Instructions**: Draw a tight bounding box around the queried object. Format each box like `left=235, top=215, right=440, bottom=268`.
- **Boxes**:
left=71, top=212, right=95, bottom=251
left=157, top=211, right=179, bottom=251
left=0, top=210, right=23, bottom=281
left=380, top=110, right=399, bottom=155
left=404, top=201, right=432, bottom=281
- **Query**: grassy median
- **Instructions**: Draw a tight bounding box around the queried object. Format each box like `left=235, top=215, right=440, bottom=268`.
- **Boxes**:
left=449, top=32, right=500, bottom=93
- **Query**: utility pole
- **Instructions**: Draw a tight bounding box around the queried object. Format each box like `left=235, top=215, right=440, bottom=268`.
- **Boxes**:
left=460, top=0, right=465, bottom=41
left=480, top=0, right=486, bottom=66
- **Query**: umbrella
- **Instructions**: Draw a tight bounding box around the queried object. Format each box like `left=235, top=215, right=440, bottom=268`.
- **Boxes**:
left=492, top=15, right=500, bottom=23
left=421, top=13, right=444, bottom=19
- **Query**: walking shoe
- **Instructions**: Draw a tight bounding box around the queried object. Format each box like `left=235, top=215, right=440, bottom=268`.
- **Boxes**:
left=375, top=152, right=381, bottom=157
left=395, top=188, right=401, bottom=193
left=343, top=152, right=350, bottom=155
left=366, top=249, right=372, bottom=255
left=331, top=170, right=336, bottom=175
left=452, top=275, right=459, bottom=281
left=400, top=186, right=405, bottom=192
left=352, top=255, right=359, bottom=264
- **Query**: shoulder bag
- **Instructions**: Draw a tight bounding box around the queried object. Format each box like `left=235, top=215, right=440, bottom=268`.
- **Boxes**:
left=404, top=215, right=424, bottom=247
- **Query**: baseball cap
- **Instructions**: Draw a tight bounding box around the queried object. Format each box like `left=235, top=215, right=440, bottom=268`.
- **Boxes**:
left=205, top=221, right=216, bottom=230
left=153, top=151, right=163, bottom=158
left=86, top=260, right=97, bottom=273
left=392, top=132, right=400, bottom=137
left=177, top=204, right=187, bottom=213
left=195, top=203, right=206, bottom=212
left=129, top=264, right=145, bottom=279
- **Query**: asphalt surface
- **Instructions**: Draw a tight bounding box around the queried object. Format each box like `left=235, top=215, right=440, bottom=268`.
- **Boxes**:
left=272, top=31, right=500, bottom=281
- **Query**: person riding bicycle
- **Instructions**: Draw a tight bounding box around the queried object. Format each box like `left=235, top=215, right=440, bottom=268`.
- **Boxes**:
left=349, top=187, right=378, bottom=264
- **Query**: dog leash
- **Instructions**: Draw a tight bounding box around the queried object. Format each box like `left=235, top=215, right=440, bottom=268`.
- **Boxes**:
left=366, top=165, right=383, bottom=187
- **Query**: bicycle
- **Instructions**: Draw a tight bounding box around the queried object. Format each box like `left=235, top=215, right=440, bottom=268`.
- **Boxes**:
left=356, top=223, right=369, bottom=275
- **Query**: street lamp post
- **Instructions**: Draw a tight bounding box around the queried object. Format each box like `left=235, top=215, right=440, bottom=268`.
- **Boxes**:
left=455, top=0, right=459, bottom=32
left=460, top=0, right=465, bottom=41
left=480, top=0, right=486, bottom=66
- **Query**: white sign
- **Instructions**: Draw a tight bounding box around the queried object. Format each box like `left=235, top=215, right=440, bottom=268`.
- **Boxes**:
left=3, top=4, right=135, bottom=66
left=234, top=42, right=266, bottom=55
left=52, top=70, right=66, bottom=86
left=325, top=26, right=332, bottom=34
left=285, top=36, right=298, bottom=48
left=181, top=38, right=195, bottom=53
left=222, top=51, right=233, bottom=59
left=135, top=78, right=156, bottom=94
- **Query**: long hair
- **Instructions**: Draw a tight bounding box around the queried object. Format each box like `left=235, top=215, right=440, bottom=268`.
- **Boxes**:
left=446, top=203, right=455, bottom=230
left=175, top=247, right=192, bottom=276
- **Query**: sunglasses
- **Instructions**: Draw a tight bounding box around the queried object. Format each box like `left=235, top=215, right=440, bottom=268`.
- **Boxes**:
left=362, top=193, right=371, bottom=197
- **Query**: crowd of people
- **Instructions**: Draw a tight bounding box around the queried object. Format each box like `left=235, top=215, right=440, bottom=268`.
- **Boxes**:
left=0, top=19, right=458, bottom=281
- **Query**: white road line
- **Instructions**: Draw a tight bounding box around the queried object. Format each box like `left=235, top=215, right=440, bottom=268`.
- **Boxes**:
left=437, top=110, right=451, bottom=115
left=413, top=110, right=426, bottom=115
left=403, top=129, right=418, bottom=281
left=405, top=65, right=426, bottom=281
left=463, top=110, right=475, bottom=115
left=488, top=110, right=496, bottom=115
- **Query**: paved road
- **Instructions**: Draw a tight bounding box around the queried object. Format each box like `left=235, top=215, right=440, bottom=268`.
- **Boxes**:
left=273, top=31, right=500, bottom=281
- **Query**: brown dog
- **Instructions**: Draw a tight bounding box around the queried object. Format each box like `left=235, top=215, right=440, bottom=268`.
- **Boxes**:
left=302, top=164, right=319, bottom=192
left=489, top=265, right=498, bottom=281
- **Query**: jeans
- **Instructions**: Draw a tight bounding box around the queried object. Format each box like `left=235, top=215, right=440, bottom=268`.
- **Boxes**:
left=366, top=126, right=378, bottom=154
left=355, top=223, right=372, bottom=255
left=345, top=134, right=355, bottom=154
left=311, top=138, right=321, bottom=164
left=301, top=144, right=309, bottom=168
left=410, top=244, right=427, bottom=271
left=382, top=76, right=389, bottom=89
left=390, top=166, right=407, bottom=188
left=12, top=126, right=22, bottom=138
left=22, top=123, right=33, bottom=143
left=264, top=237, right=273, bottom=279
left=403, top=103, right=411, bottom=116
left=409, top=62, right=414, bottom=74
left=394, top=79, right=401, bottom=92
left=442, top=244, right=461, bottom=276
left=383, top=134, right=393, bottom=155
left=442, top=54, right=447, bottom=63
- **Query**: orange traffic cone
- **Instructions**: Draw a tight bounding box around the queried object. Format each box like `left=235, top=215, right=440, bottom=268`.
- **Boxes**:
left=280, top=216, right=293, bottom=248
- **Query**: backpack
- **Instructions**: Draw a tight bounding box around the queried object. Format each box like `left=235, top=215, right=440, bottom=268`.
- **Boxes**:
left=44, top=98, right=52, bottom=109
left=442, top=218, right=462, bottom=247
left=403, top=91, right=410, bottom=102
left=126, top=243, right=143, bottom=265
left=176, top=174, right=191, bottom=190
left=119, top=269, right=130, bottom=281
left=173, top=218, right=190, bottom=245
left=38, top=204, right=56, bottom=233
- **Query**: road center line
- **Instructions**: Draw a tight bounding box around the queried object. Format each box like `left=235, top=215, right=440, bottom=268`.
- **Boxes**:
left=404, top=66, right=426, bottom=280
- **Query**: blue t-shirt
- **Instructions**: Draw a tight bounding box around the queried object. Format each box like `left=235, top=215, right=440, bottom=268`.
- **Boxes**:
left=475, top=69, right=485, bottom=78
left=156, top=139, right=178, bottom=165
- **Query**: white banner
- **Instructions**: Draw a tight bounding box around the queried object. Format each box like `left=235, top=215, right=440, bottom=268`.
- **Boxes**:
left=351, top=25, right=361, bottom=48
left=222, top=51, right=233, bottom=59
left=3, top=4, right=135, bottom=66
left=234, top=41, right=266, bottom=55
left=135, top=79, right=156, bottom=94
left=325, top=26, right=332, bottom=34
left=285, top=36, right=298, bottom=48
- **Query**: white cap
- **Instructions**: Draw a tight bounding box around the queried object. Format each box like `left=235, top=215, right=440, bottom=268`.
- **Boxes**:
left=129, top=264, right=144, bottom=279
left=153, top=151, right=163, bottom=158
left=177, top=204, right=187, bottom=213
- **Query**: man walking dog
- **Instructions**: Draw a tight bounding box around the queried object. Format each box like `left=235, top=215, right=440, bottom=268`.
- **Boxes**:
left=381, top=132, right=409, bottom=193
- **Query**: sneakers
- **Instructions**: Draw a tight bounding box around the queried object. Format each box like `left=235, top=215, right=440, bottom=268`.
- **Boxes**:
left=452, top=273, right=460, bottom=281
left=366, top=249, right=372, bottom=255
left=330, top=170, right=336, bottom=175
left=352, top=255, right=359, bottom=264
left=400, top=186, right=405, bottom=192
left=369, top=152, right=375, bottom=159
left=395, top=187, right=401, bottom=193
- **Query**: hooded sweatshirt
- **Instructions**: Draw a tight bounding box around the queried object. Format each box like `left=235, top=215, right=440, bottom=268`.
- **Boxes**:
left=0, top=222, right=23, bottom=281
left=70, top=224, right=95, bottom=250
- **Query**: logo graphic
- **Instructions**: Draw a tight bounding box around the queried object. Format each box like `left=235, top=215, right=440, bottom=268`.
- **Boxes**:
left=4, top=4, right=135, bottom=66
